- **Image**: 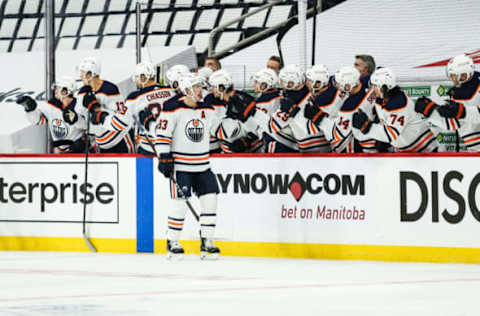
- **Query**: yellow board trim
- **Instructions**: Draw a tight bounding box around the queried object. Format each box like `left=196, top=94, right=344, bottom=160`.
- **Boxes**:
left=2, top=236, right=480, bottom=264
left=0, top=236, right=136, bottom=253
left=155, top=239, right=480, bottom=264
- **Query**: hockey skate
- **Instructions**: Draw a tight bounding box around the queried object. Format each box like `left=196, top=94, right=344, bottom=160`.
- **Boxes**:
left=166, top=240, right=184, bottom=260
left=200, top=237, right=220, bottom=260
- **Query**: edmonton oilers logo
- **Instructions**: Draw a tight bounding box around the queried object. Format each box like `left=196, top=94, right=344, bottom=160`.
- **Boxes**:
left=185, top=119, right=204, bottom=142
left=52, top=119, right=68, bottom=138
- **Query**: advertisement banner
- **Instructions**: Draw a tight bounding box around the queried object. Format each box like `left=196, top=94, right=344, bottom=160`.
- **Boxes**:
left=0, top=157, right=137, bottom=242
left=155, top=156, right=480, bottom=252
left=0, top=161, right=119, bottom=223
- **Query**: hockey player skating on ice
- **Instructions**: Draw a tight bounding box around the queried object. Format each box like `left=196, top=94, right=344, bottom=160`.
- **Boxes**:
left=353, top=68, right=438, bottom=152
left=414, top=54, right=480, bottom=151
left=16, top=76, right=88, bottom=153
left=126, top=61, right=174, bottom=155
left=154, top=73, right=221, bottom=259
left=76, top=57, right=135, bottom=153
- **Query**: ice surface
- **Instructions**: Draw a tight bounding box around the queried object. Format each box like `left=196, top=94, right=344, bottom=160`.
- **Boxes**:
left=0, top=251, right=479, bottom=316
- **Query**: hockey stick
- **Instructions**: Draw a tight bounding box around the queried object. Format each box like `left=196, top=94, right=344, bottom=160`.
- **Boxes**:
left=82, top=111, right=97, bottom=253
left=133, top=115, right=200, bottom=221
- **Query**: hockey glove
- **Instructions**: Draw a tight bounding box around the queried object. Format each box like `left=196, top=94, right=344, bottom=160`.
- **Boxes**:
left=138, top=109, right=155, bottom=129
left=230, top=132, right=259, bottom=153
left=226, top=93, right=256, bottom=122
left=157, top=152, right=174, bottom=178
left=147, top=103, right=161, bottom=119
left=304, top=104, right=327, bottom=125
left=352, top=110, right=373, bottom=134
left=414, top=96, right=438, bottom=117
left=280, top=97, right=300, bottom=118
left=83, top=92, right=100, bottom=113
left=16, top=95, right=37, bottom=112
left=63, top=109, right=78, bottom=124
left=437, top=100, right=466, bottom=119
left=90, top=111, right=108, bottom=125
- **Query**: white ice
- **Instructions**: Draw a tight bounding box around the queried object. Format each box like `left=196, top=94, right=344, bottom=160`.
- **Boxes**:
left=0, top=251, right=479, bottom=316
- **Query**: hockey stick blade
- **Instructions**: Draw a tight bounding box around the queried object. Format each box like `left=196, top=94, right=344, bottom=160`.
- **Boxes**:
left=132, top=115, right=200, bottom=222
left=83, top=233, right=97, bottom=253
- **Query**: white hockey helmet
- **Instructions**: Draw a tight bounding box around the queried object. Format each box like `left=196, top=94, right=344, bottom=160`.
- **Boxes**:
left=334, top=66, right=360, bottom=93
left=209, top=69, right=233, bottom=92
left=306, top=64, right=329, bottom=91
left=133, top=61, right=156, bottom=86
left=446, top=54, right=474, bottom=86
left=252, top=68, right=279, bottom=92
left=279, top=64, right=305, bottom=90
left=77, top=57, right=101, bottom=78
left=370, top=67, right=397, bottom=91
left=52, top=76, right=77, bottom=96
left=197, top=66, right=213, bottom=89
left=179, top=72, right=203, bottom=98
left=165, top=64, right=190, bottom=88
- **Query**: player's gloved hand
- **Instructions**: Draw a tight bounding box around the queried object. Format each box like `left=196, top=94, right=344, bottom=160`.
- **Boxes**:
left=16, top=95, right=37, bottom=112
left=226, top=93, right=256, bottom=122
left=157, top=152, right=174, bottom=178
left=138, top=108, right=155, bottom=129
left=279, top=97, right=300, bottom=118
left=304, top=104, right=327, bottom=125
left=90, top=111, right=108, bottom=125
left=352, top=109, right=373, bottom=134
left=437, top=100, right=466, bottom=119
left=230, top=133, right=259, bottom=153
left=147, top=103, right=161, bottom=119
left=63, top=109, right=78, bottom=124
left=83, top=92, right=100, bottom=113
left=414, top=96, right=438, bottom=117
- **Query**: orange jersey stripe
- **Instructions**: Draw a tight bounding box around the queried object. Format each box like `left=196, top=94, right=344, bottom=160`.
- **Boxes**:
left=174, top=156, right=209, bottom=162
left=97, top=131, right=116, bottom=142
left=112, top=118, right=125, bottom=130
left=299, top=139, right=328, bottom=147
left=464, top=136, right=480, bottom=144
left=386, top=125, right=398, bottom=140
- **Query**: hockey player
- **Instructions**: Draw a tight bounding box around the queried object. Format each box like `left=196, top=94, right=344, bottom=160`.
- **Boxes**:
left=126, top=62, right=174, bottom=155
left=234, top=65, right=331, bottom=152
left=305, top=66, right=377, bottom=153
left=76, top=57, right=135, bottom=153
left=154, top=73, right=221, bottom=259
left=16, top=76, right=87, bottom=153
left=198, top=66, right=213, bottom=98
left=352, top=68, right=438, bottom=152
left=414, top=54, right=480, bottom=151
left=165, top=64, right=190, bottom=93
left=253, top=68, right=281, bottom=115
left=205, top=70, right=263, bottom=153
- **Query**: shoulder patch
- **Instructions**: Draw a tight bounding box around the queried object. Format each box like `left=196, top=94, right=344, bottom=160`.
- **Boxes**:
left=453, top=73, right=480, bottom=101
left=162, top=94, right=188, bottom=112
left=256, top=89, right=280, bottom=103
left=314, top=85, right=338, bottom=107
left=283, top=85, right=310, bottom=105
left=126, top=90, right=142, bottom=101
left=340, top=89, right=367, bottom=112
left=78, top=85, right=91, bottom=95
left=47, top=97, right=63, bottom=110
left=98, top=80, right=121, bottom=96
left=384, top=91, right=408, bottom=112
